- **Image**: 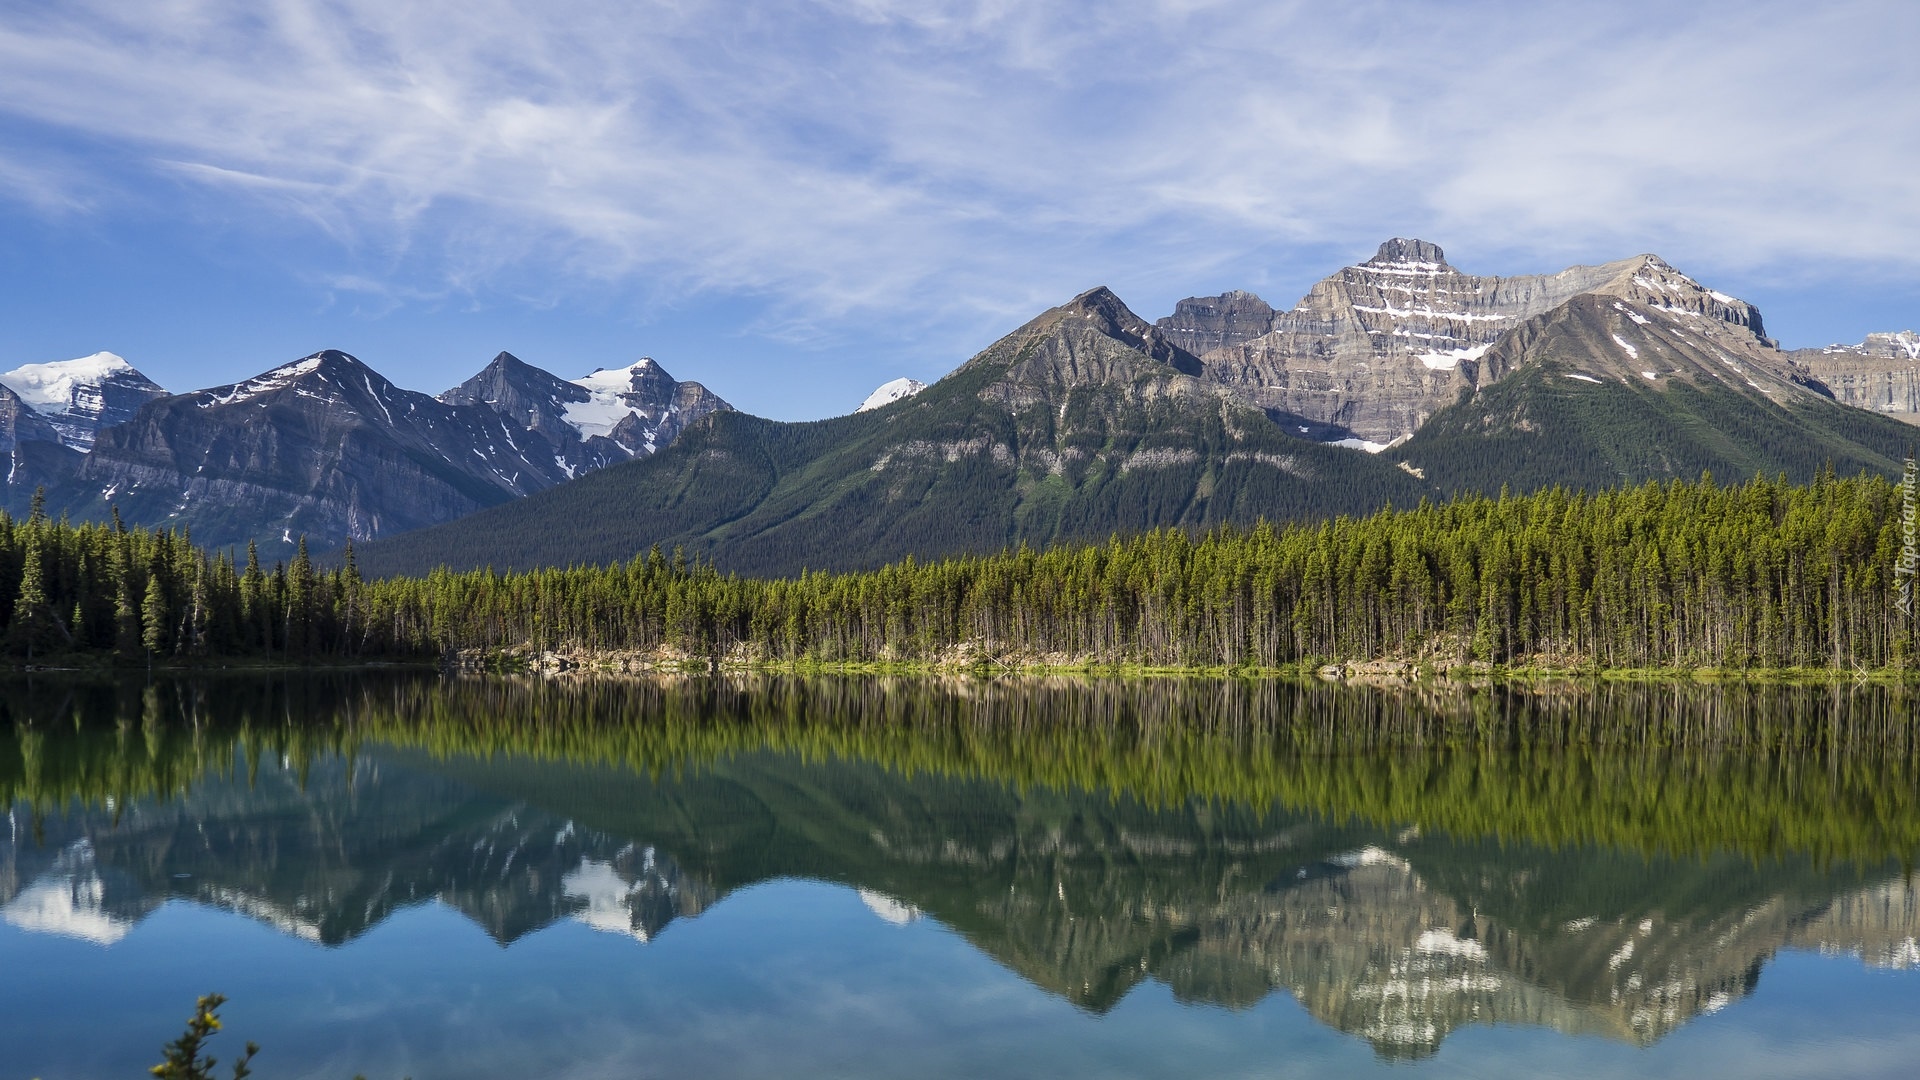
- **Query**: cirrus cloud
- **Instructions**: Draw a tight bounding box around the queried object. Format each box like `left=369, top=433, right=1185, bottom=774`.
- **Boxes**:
left=0, top=0, right=1911, bottom=406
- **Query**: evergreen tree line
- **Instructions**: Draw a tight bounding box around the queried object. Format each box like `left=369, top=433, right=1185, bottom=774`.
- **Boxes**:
left=0, top=497, right=365, bottom=661
left=0, top=472, right=1915, bottom=669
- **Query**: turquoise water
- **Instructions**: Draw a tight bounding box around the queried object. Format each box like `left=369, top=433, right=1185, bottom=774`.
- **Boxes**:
left=3, top=675, right=1917, bottom=1078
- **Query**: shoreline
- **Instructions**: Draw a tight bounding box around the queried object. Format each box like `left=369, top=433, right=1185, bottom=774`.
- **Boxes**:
left=442, top=647, right=1920, bottom=685
left=0, top=650, right=1912, bottom=684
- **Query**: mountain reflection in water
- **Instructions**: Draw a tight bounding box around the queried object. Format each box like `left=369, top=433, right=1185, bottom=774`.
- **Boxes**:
left=2, top=673, right=1916, bottom=1061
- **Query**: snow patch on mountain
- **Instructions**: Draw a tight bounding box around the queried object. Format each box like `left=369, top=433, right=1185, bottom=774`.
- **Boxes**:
left=561, top=366, right=648, bottom=439
left=1327, top=432, right=1409, bottom=454
left=858, top=378, right=927, bottom=412
left=1414, top=343, right=1492, bottom=371
left=201, top=358, right=323, bottom=408
left=1415, top=928, right=1490, bottom=961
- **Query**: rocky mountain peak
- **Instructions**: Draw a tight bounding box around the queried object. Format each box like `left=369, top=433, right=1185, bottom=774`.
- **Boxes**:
left=1156, top=289, right=1278, bottom=356
left=440, top=352, right=590, bottom=443
left=1593, top=257, right=1769, bottom=344
left=481, top=350, right=554, bottom=380
left=303, top=348, right=372, bottom=378
left=1034, top=287, right=1203, bottom=376
left=1860, top=331, right=1920, bottom=360
left=1365, top=238, right=1453, bottom=270
left=185, top=349, right=405, bottom=413
left=1059, top=285, right=1134, bottom=324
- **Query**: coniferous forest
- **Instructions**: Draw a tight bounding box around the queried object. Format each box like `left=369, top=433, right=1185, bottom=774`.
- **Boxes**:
left=0, top=472, right=1915, bottom=671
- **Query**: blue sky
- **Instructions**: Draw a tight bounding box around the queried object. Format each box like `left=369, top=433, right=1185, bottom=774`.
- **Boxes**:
left=0, top=0, right=1914, bottom=421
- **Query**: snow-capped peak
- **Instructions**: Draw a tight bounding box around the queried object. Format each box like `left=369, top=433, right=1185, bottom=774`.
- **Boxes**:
left=858, top=378, right=927, bottom=412
left=0, top=351, right=145, bottom=412
left=0, top=351, right=169, bottom=449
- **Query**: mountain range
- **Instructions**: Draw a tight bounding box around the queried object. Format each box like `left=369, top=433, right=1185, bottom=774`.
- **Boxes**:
left=1, top=238, right=1913, bottom=570
left=0, top=349, right=727, bottom=550
left=357, top=241, right=1919, bottom=577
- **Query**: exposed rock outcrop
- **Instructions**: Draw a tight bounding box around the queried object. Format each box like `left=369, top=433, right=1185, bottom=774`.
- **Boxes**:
left=1790, top=331, right=1920, bottom=426
left=1166, top=240, right=1781, bottom=445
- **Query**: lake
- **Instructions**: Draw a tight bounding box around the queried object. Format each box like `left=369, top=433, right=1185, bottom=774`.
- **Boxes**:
left=3, top=674, right=1917, bottom=1078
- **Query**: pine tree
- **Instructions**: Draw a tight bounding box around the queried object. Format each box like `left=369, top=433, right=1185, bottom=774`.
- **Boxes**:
left=143, top=571, right=168, bottom=657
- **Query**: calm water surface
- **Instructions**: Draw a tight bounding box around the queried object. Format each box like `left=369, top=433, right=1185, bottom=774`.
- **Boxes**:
left=2, top=674, right=1917, bottom=1079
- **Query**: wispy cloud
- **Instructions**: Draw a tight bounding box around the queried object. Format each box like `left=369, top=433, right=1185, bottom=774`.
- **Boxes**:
left=0, top=0, right=1911, bottom=353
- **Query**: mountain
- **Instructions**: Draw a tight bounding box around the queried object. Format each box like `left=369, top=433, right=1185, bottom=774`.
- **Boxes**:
left=439, top=352, right=731, bottom=479
left=856, top=377, right=927, bottom=412
left=54, top=350, right=588, bottom=550
left=1388, top=285, right=1918, bottom=493
left=354, top=287, right=1433, bottom=577
left=1161, top=240, right=1781, bottom=447
left=0, top=351, right=168, bottom=450
left=37, top=349, right=728, bottom=552
left=1790, top=331, right=1920, bottom=426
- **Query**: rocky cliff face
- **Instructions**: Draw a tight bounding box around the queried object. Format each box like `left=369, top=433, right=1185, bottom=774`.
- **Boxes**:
left=1165, top=240, right=1785, bottom=447
left=1155, top=289, right=1277, bottom=356
left=1790, top=332, right=1920, bottom=426
left=0, top=382, right=67, bottom=456
left=0, top=384, right=82, bottom=506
